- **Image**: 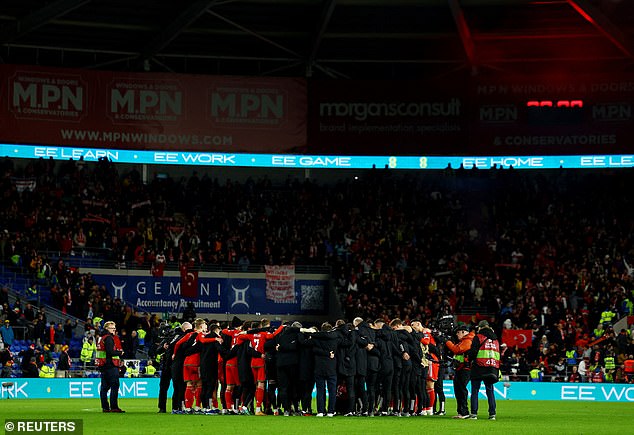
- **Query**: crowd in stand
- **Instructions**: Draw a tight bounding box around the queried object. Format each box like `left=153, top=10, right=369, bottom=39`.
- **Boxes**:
left=1, top=156, right=634, bottom=383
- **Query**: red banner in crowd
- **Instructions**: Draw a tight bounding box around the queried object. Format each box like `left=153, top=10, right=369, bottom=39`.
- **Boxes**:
left=265, top=265, right=295, bottom=303
left=0, top=64, right=306, bottom=152
left=180, top=265, right=198, bottom=299
left=502, top=329, right=533, bottom=348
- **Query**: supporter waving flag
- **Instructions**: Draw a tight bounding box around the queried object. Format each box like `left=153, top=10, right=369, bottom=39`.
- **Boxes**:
left=502, top=329, right=532, bottom=348
left=180, top=263, right=198, bottom=299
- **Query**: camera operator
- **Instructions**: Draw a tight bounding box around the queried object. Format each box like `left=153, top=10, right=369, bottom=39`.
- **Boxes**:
left=154, top=322, right=176, bottom=413
left=159, top=322, right=191, bottom=413
left=430, top=314, right=454, bottom=416
left=433, top=339, right=447, bottom=416
left=439, top=324, right=474, bottom=419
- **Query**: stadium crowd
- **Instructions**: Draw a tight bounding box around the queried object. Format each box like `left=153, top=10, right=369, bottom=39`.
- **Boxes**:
left=1, top=156, right=634, bottom=391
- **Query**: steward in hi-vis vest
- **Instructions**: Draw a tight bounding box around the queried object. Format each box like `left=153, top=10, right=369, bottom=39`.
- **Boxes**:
left=467, top=320, right=500, bottom=420
left=98, top=321, right=125, bottom=413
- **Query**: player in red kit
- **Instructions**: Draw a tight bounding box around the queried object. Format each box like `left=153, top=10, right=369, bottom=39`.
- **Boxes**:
left=221, top=318, right=243, bottom=414
left=419, top=327, right=440, bottom=415
left=237, top=319, right=285, bottom=415
left=174, top=318, right=222, bottom=413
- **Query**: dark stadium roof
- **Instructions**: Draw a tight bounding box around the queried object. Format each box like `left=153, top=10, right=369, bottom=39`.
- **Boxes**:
left=1, top=0, right=634, bottom=79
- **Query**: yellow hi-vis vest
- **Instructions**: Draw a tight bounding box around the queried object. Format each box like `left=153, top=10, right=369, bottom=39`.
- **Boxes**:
left=39, top=364, right=55, bottom=378
left=81, top=341, right=96, bottom=362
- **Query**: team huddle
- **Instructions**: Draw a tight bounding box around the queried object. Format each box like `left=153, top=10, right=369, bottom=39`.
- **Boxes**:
left=157, top=316, right=458, bottom=417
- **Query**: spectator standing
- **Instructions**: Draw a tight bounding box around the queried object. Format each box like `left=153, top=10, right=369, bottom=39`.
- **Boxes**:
left=568, top=365, right=581, bottom=382
left=578, top=357, right=590, bottom=382
left=22, top=357, right=39, bottom=378
left=530, top=364, right=544, bottom=382
left=80, top=336, right=96, bottom=367
left=56, top=344, right=71, bottom=378
left=63, top=319, right=78, bottom=344
left=0, top=320, right=14, bottom=347
left=54, top=323, right=64, bottom=352
left=623, top=355, right=634, bottom=382
left=0, top=346, right=13, bottom=377
left=590, top=366, right=605, bottom=383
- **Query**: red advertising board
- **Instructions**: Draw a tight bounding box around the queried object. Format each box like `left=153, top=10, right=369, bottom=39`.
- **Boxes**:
left=3, top=65, right=633, bottom=156
left=308, top=79, right=469, bottom=155
left=0, top=65, right=306, bottom=152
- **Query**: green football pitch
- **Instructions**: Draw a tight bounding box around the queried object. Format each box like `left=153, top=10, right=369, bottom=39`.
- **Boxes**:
left=1, top=398, right=631, bottom=435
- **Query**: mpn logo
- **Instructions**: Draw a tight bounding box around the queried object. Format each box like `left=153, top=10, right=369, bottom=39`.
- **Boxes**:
left=592, top=103, right=631, bottom=121
left=210, top=87, right=285, bottom=126
left=10, top=72, right=84, bottom=121
left=479, top=105, right=518, bottom=123
left=109, top=79, right=183, bottom=122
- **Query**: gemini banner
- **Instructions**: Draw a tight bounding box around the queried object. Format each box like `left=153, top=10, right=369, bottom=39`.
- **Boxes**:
left=83, top=268, right=328, bottom=316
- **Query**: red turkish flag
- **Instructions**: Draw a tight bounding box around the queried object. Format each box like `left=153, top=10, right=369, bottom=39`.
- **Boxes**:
left=180, top=265, right=198, bottom=298
left=502, top=329, right=532, bottom=348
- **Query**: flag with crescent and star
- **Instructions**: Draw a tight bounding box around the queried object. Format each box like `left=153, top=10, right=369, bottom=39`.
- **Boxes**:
left=180, top=263, right=198, bottom=298
left=502, top=329, right=533, bottom=348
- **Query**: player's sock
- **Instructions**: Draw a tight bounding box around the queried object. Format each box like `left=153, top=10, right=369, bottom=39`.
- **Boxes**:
left=194, top=386, right=201, bottom=408
left=255, top=387, right=265, bottom=409
left=185, top=386, right=194, bottom=409
left=427, top=388, right=436, bottom=412
left=225, top=390, right=233, bottom=410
